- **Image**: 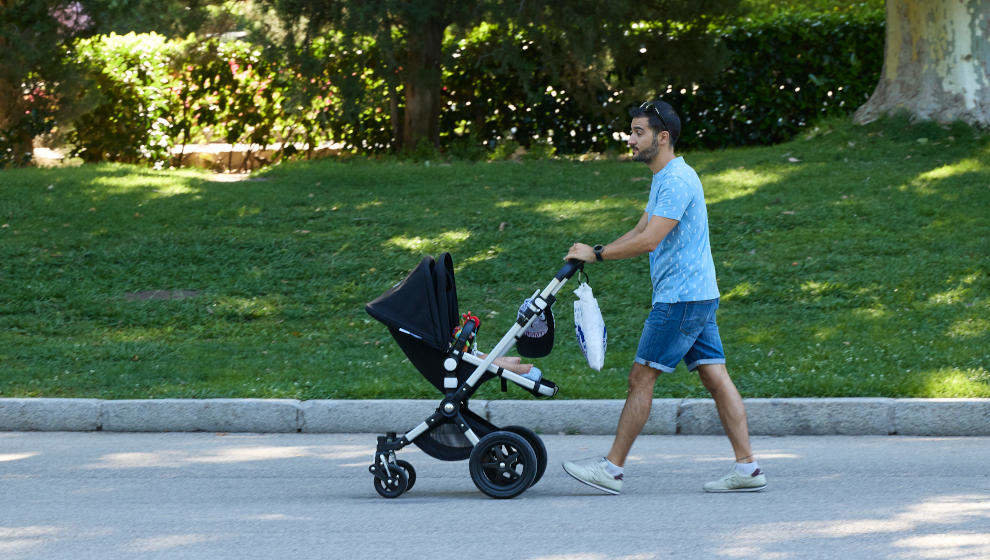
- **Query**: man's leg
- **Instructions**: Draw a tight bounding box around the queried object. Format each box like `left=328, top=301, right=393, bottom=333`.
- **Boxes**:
left=606, top=362, right=660, bottom=467
left=697, top=363, right=753, bottom=462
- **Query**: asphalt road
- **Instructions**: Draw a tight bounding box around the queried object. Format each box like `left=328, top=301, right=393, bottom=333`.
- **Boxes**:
left=2, top=432, right=988, bottom=560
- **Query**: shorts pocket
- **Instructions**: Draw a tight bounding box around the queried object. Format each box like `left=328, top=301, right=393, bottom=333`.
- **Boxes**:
left=678, top=302, right=711, bottom=338
left=645, top=302, right=671, bottom=326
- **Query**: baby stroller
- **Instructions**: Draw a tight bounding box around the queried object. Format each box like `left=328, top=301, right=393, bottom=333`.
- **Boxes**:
left=364, top=253, right=583, bottom=499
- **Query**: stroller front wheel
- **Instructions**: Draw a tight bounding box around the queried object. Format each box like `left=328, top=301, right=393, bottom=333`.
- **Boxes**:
left=373, top=465, right=409, bottom=498
left=469, top=431, right=538, bottom=499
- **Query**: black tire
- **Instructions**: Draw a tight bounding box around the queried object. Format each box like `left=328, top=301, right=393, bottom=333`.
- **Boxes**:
left=373, top=465, right=409, bottom=498
left=469, top=431, right=537, bottom=499
left=503, top=425, right=547, bottom=487
left=395, top=460, right=416, bottom=492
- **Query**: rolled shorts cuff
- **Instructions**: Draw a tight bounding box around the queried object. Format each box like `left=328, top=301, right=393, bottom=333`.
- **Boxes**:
left=685, top=358, right=726, bottom=372
left=635, top=356, right=675, bottom=373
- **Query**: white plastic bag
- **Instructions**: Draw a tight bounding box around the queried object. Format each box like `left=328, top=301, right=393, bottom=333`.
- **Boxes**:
left=573, top=282, right=607, bottom=371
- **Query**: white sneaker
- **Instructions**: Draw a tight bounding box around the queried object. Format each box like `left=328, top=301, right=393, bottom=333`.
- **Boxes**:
left=562, top=457, right=622, bottom=495
left=703, top=468, right=767, bottom=493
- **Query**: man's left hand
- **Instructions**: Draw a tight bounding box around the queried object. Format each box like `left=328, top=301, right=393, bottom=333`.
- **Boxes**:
left=565, top=242, right=596, bottom=263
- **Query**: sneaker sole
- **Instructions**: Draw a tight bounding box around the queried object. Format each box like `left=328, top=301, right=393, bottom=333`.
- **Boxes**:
left=704, top=484, right=767, bottom=493
left=562, top=464, right=621, bottom=495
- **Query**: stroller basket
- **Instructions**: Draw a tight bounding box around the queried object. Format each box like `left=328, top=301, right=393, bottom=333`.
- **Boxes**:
left=364, top=253, right=583, bottom=499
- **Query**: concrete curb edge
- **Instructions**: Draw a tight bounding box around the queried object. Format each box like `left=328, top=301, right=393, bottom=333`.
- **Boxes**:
left=1, top=398, right=988, bottom=436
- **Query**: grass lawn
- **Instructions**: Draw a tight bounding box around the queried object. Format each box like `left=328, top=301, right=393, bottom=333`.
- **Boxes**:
left=1, top=116, right=987, bottom=400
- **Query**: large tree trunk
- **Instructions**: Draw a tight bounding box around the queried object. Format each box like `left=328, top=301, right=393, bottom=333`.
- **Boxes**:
left=854, top=0, right=990, bottom=127
left=401, top=16, right=446, bottom=151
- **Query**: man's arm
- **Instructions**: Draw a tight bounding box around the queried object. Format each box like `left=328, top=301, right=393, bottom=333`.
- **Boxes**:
left=611, top=212, right=649, bottom=244
left=565, top=213, right=678, bottom=263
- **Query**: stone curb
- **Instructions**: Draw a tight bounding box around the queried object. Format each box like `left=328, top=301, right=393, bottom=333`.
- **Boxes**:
left=1, top=398, right=988, bottom=436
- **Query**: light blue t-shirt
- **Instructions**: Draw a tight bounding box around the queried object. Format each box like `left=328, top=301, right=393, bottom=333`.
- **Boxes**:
left=645, top=157, right=720, bottom=304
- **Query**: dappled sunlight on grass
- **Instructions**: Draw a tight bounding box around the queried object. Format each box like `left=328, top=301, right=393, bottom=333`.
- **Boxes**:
left=210, top=296, right=283, bottom=320
left=926, top=272, right=983, bottom=305
left=457, top=245, right=503, bottom=269
left=919, top=368, right=990, bottom=397
left=86, top=173, right=203, bottom=199
left=947, top=317, right=987, bottom=339
left=704, top=166, right=791, bottom=204
left=720, top=281, right=755, bottom=301
left=386, top=230, right=471, bottom=252
left=916, top=157, right=986, bottom=182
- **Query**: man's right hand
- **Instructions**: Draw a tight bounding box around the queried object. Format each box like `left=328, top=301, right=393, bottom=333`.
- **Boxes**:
left=565, top=243, right=596, bottom=263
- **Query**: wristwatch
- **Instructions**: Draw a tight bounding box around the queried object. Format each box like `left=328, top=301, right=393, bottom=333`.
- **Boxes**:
left=593, top=244, right=604, bottom=262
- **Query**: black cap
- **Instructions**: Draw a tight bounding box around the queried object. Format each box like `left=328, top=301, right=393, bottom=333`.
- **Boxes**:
left=515, top=297, right=555, bottom=358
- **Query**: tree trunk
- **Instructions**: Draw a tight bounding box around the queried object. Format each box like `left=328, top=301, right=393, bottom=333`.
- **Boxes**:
left=401, top=16, right=446, bottom=151
left=854, top=0, right=990, bottom=127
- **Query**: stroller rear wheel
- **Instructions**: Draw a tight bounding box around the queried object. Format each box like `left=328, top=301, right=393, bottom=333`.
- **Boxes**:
left=503, top=425, right=547, bottom=487
left=373, top=465, right=409, bottom=498
left=469, top=431, right=537, bottom=499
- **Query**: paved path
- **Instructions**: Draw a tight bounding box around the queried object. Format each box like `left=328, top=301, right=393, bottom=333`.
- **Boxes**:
left=2, top=432, right=988, bottom=559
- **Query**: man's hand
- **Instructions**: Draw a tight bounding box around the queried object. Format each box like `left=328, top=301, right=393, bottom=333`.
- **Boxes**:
left=565, top=242, right=596, bottom=263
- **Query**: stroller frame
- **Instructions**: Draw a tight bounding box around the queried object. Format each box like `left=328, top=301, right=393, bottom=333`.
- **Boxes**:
left=367, top=258, right=584, bottom=499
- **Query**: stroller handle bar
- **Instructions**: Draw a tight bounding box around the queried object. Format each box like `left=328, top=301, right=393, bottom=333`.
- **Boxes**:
left=461, top=258, right=584, bottom=390
left=555, top=259, right=584, bottom=281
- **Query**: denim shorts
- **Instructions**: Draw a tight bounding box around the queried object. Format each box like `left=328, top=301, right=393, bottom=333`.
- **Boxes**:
left=635, top=298, right=725, bottom=373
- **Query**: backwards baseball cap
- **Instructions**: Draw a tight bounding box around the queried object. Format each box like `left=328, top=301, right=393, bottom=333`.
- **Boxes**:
left=515, top=296, right=555, bottom=358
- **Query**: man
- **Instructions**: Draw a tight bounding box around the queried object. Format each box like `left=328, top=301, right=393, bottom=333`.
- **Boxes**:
left=561, top=100, right=766, bottom=494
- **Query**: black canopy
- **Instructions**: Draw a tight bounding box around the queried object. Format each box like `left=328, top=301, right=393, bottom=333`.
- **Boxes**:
left=365, top=253, right=459, bottom=352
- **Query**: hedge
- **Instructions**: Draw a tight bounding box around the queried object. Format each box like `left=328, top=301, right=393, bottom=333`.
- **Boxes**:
left=57, top=9, right=884, bottom=165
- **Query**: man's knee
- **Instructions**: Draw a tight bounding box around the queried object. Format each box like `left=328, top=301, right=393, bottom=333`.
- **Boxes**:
left=628, top=362, right=660, bottom=392
left=698, top=363, right=730, bottom=393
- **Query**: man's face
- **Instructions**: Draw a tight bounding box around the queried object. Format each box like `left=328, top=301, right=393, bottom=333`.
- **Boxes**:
left=628, top=116, right=659, bottom=163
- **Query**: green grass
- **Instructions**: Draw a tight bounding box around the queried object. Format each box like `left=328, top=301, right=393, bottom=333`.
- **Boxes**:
left=1, top=116, right=988, bottom=400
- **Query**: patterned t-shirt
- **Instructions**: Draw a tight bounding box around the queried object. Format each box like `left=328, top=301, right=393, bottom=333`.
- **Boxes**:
left=645, top=157, right=720, bottom=304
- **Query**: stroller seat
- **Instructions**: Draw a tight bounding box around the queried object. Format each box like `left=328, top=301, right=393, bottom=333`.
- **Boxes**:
left=364, top=253, right=582, bottom=499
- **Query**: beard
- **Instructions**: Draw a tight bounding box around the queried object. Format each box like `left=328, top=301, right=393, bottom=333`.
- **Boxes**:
left=632, top=135, right=660, bottom=163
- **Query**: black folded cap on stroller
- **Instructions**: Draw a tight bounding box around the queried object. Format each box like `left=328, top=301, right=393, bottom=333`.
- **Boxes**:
left=515, top=296, right=555, bottom=358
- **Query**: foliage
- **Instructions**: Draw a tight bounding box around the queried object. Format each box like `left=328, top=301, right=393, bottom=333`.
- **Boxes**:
left=68, top=32, right=180, bottom=164
left=0, top=118, right=987, bottom=399
left=260, top=0, right=743, bottom=151
left=656, top=9, right=886, bottom=149
left=65, top=32, right=325, bottom=168
left=0, top=0, right=228, bottom=167
left=438, top=9, right=885, bottom=153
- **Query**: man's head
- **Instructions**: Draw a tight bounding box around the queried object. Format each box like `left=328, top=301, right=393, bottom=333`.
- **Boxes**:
left=627, top=100, right=681, bottom=165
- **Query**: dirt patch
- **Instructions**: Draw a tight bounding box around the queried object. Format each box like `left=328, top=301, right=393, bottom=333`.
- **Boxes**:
left=124, top=290, right=201, bottom=301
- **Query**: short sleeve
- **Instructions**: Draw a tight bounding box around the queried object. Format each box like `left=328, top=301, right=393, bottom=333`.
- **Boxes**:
left=648, top=177, right=692, bottom=221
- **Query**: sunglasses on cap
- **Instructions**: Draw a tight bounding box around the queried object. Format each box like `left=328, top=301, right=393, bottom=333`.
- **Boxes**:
left=639, top=101, right=669, bottom=132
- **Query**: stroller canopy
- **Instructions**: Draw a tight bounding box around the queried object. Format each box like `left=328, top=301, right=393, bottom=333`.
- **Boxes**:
left=366, top=253, right=459, bottom=352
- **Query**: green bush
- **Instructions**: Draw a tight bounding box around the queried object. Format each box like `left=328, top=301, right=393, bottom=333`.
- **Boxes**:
left=59, top=8, right=884, bottom=165
left=663, top=10, right=885, bottom=148
left=68, top=32, right=180, bottom=165
left=440, top=9, right=885, bottom=153
left=66, top=33, right=327, bottom=167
